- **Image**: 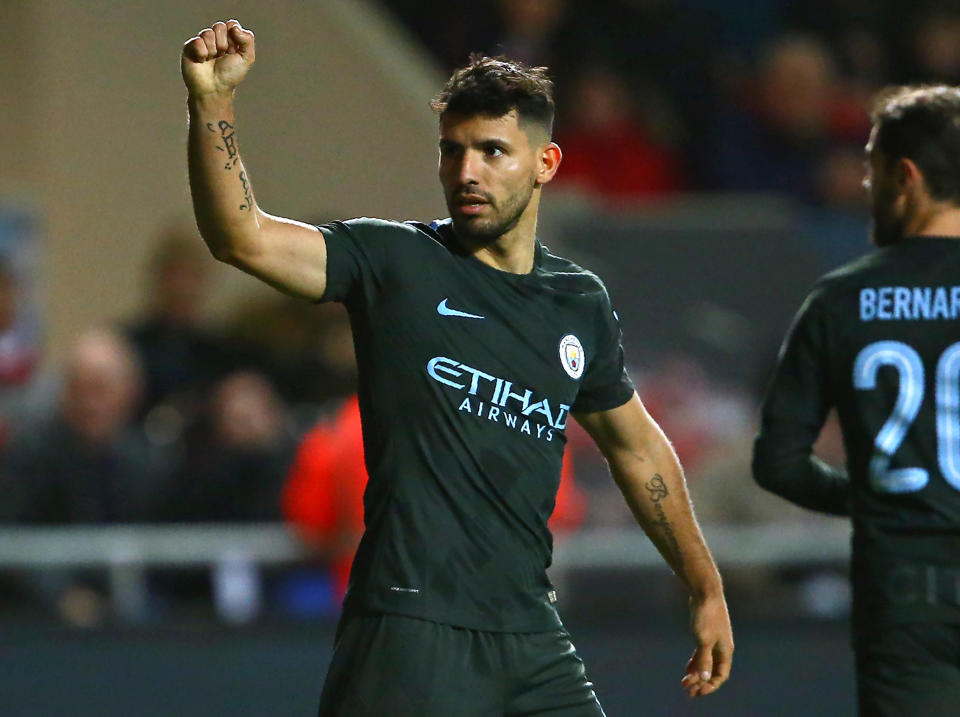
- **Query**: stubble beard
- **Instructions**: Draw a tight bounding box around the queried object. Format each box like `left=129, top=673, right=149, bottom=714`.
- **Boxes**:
left=449, top=176, right=536, bottom=245
left=870, top=192, right=906, bottom=247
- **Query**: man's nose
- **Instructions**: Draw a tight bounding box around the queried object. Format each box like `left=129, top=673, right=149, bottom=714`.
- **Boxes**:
left=458, top=150, right=482, bottom=185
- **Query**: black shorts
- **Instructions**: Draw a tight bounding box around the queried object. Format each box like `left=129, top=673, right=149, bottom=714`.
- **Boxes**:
left=317, top=608, right=606, bottom=717
left=855, top=622, right=960, bottom=717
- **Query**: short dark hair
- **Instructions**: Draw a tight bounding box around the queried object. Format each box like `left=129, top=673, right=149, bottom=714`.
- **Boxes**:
left=871, top=85, right=960, bottom=203
left=430, top=54, right=555, bottom=137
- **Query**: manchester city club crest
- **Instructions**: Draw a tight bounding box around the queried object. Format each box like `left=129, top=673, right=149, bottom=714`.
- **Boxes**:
left=559, top=334, right=585, bottom=379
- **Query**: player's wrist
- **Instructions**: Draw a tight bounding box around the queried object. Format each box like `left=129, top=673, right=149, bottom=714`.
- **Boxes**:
left=187, top=88, right=236, bottom=110
left=686, top=576, right=725, bottom=603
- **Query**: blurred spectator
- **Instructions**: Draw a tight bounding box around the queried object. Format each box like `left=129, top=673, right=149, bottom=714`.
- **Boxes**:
left=0, top=328, right=179, bottom=626
left=383, top=0, right=574, bottom=74
left=898, top=7, right=960, bottom=84
left=687, top=0, right=787, bottom=63
left=706, top=34, right=870, bottom=202
left=493, top=0, right=569, bottom=68
left=0, top=328, right=175, bottom=524
left=0, top=259, right=50, bottom=446
left=802, top=145, right=873, bottom=271
left=381, top=0, right=500, bottom=72
left=817, top=145, right=868, bottom=212
left=162, top=371, right=295, bottom=522
left=559, top=0, right=722, bottom=183
left=635, top=354, right=753, bottom=476
left=0, top=263, right=37, bottom=385
left=224, top=298, right=357, bottom=412
left=554, top=65, right=685, bottom=201
left=283, top=395, right=587, bottom=601
left=124, top=228, right=240, bottom=439
left=282, top=396, right=365, bottom=600
left=784, top=0, right=891, bottom=88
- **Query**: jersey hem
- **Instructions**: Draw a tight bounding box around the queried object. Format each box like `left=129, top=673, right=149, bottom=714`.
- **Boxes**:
left=343, top=592, right=564, bottom=633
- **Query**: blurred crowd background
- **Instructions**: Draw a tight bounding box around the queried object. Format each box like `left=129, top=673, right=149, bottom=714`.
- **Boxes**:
left=0, top=0, right=955, bottom=713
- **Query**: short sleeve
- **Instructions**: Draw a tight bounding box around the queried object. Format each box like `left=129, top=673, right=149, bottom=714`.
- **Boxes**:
left=318, top=218, right=413, bottom=306
left=572, top=287, right=635, bottom=413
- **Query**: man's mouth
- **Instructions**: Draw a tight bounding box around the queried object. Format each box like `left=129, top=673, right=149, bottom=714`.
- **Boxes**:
left=456, top=194, right=490, bottom=215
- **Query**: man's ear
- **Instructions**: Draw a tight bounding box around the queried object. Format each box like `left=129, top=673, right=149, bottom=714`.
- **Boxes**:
left=897, top=157, right=923, bottom=192
left=536, top=142, right=563, bottom=186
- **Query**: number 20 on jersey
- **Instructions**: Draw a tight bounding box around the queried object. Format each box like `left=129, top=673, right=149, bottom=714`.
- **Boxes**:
left=854, top=340, right=960, bottom=493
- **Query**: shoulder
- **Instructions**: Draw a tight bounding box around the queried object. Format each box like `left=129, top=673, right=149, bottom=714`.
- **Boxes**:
left=539, top=245, right=612, bottom=302
left=317, top=218, right=450, bottom=269
left=804, top=249, right=889, bottom=311
left=320, top=217, right=440, bottom=242
left=820, top=249, right=886, bottom=286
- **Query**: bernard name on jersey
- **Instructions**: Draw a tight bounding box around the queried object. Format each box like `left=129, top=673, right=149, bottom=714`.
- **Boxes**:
left=860, top=286, right=960, bottom=321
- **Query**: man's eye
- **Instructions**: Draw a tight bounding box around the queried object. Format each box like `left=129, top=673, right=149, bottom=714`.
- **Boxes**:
left=486, top=146, right=504, bottom=157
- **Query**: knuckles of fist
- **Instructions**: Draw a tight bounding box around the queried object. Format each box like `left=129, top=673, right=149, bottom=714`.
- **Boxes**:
left=185, top=19, right=253, bottom=61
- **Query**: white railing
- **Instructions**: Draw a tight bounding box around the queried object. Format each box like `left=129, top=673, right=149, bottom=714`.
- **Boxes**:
left=0, top=521, right=851, bottom=570
left=0, top=522, right=851, bottom=620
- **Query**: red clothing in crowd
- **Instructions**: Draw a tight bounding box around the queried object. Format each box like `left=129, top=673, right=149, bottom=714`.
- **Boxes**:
left=283, top=396, right=588, bottom=598
left=554, top=121, right=685, bottom=199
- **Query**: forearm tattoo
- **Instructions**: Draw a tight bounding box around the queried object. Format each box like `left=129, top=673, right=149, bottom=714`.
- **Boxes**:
left=206, top=119, right=252, bottom=210
left=238, top=170, right=253, bottom=211
left=207, top=120, right=239, bottom=169
left=645, top=474, right=684, bottom=567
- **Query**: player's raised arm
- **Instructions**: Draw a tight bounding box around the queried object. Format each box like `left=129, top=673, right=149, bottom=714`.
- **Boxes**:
left=182, top=19, right=327, bottom=300
left=575, top=394, right=734, bottom=699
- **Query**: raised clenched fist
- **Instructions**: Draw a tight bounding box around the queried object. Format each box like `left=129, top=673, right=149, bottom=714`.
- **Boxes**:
left=181, top=19, right=255, bottom=98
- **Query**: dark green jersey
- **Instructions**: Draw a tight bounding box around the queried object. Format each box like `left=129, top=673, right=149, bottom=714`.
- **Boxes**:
left=755, top=237, right=960, bottom=633
left=319, top=218, right=634, bottom=631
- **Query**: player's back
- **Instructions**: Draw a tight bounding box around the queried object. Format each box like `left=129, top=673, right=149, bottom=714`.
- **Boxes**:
left=814, top=237, right=960, bottom=629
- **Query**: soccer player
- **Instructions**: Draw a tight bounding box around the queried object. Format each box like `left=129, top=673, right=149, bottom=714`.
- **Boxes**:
left=181, top=19, right=733, bottom=715
left=754, top=85, right=960, bottom=717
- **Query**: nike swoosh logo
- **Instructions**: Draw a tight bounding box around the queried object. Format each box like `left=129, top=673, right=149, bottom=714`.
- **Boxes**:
left=437, top=298, right=484, bottom=319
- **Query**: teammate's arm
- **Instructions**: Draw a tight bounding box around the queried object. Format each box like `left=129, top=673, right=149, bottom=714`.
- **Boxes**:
left=574, top=394, right=733, bottom=699
left=753, top=421, right=850, bottom=514
left=182, top=19, right=328, bottom=300
left=752, top=295, right=851, bottom=515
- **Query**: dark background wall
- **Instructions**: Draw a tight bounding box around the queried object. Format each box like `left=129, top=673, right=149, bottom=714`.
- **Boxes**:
left=1, top=613, right=853, bottom=716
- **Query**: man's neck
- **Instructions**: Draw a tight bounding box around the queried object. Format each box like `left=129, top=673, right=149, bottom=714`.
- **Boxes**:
left=907, top=204, right=960, bottom=238
left=468, top=232, right=538, bottom=274
left=459, top=196, right=540, bottom=274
